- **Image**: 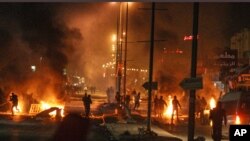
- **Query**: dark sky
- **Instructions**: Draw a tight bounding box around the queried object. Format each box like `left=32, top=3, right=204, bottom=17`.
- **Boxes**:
left=0, top=2, right=250, bottom=93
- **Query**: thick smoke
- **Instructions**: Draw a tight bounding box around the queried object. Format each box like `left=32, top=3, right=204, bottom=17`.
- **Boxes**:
left=0, top=3, right=247, bottom=106
left=0, top=3, right=82, bottom=103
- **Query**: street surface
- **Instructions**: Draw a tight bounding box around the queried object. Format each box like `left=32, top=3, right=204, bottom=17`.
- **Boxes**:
left=0, top=90, right=229, bottom=141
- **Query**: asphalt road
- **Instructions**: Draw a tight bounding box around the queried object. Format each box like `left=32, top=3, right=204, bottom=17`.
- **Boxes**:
left=0, top=91, right=229, bottom=141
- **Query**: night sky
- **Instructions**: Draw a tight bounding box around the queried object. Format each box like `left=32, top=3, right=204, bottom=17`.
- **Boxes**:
left=0, top=2, right=250, bottom=95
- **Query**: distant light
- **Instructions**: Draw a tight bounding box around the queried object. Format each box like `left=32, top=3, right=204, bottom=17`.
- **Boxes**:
left=31, top=65, right=36, bottom=72
left=110, top=2, right=116, bottom=5
left=184, top=35, right=199, bottom=41
left=128, top=2, right=133, bottom=5
left=63, top=68, right=67, bottom=75
left=123, top=32, right=126, bottom=36
left=112, top=45, right=115, bottom=51
left=112, top=34, right=117, bottom=42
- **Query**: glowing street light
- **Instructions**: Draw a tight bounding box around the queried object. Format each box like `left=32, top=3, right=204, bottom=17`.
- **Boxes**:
left=111, top=34, right=117, bottom=42
left=31, top=65, right=36, bottom=72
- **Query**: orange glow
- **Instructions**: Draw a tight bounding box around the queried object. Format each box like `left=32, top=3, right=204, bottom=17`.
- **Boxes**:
left=236, top=115, right=241, bottom=124
left=40, top=101, right=64, bottom=117
left=209, top=97, right=216, bottom=110
left=110, top=2, right=116, bottom=5
left=111, top=34, right=116, bottom=42
left=13, top=100, right=23, bottom=114
left=163, top=95, right=174, bottom=119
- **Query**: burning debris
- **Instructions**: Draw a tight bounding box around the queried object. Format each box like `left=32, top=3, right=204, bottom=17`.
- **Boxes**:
left=0, top=4, right=83, bottom=114
left=163, top=95, right=173, bottom=119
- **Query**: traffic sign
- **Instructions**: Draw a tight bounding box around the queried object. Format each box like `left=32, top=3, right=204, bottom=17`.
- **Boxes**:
left=179, top=77, right=203, bottom=90
left=142, top=81, right=158, bottom=90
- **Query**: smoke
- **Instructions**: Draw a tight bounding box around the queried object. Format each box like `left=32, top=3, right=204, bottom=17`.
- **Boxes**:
left=0, top=3, right=83, bottom=102
left=0, top=3, right=246, bottom=104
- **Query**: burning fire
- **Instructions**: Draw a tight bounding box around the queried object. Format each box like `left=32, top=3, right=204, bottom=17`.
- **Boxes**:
left=163, top=95, right=174, bottom=118
left=40, top=101, right=65, bottom=117
left=13, top=101, right=23, bottom=114
left=209, top=97, right=216, bottom=110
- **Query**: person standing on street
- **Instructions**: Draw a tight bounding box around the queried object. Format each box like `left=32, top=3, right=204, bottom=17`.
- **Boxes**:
left=133, top=92, right=141, bottom=110
left=153, top=95, right=159, bottom=117
left=106, top=87, right=111, bottom=103
left=158, top=96, right=167, bottom=119
left=115, top=91, right=121, bottom=105
left=82, top=93, right=87, bottom=116
left=171, top=95, right=181, bottom=124
left=209, top=101, right=227, bottom=141
left=84, top=95, right=92, bottom=118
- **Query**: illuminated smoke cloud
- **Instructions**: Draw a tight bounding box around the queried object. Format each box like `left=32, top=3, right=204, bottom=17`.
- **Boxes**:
left=0, top=3, right=82, bottom=101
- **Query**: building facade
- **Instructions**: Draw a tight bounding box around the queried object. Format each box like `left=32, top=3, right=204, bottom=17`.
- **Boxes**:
left=230, top=28, right=250, bottom=60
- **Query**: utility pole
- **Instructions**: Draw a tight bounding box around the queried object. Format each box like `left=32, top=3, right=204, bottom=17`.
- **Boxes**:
left=123, top=2, right=128, bottom=98
left=115, top=2, right=121, bottom=94
left=116, top=2, right=123, bottom=96
left=188, top=3, right=199, bottom=141
left=146, top=2, right=155, bottom=132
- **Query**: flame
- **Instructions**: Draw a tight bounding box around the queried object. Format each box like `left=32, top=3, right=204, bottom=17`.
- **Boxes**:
left=13, top=101, right=23, bottom=114
left=40, top=101, right=64, bottom=117
left=163, top=95, right=174, bottom=119
left=209, top=97, right=216, bottom=110
left=236, top=115, right=241, bottom=124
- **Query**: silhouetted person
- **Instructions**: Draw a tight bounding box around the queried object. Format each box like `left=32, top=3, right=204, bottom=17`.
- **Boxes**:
left=115, top=91, right=121, bottom=105
left=171, top=95, right=181, bottom=124
left=125, top=94, right=131, bottom=109
left=158, top=96, right=167, bottom=118
left=53, top=113, right=90, bottom=141
left=84, top=95, right=92, bottom=118
left=109, top=86, right=115, bottom=103
left=106, top=87, right=111, bottom=103
left=154, top=95, right=159, bottom=117
left=200, top=96, right=207, bottom=125
left=196, top=96, right=201, bottom=118
left=10, top=93, right=19, bottom=116
left=209, top=101, right=227, bottom=141
left=133, top=92, right=141, bottom=110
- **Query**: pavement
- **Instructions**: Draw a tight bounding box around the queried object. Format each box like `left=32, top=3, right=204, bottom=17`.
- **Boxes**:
left=99, top=101, right=183, bottom=141
left=105, top=122, right=182, bottom=141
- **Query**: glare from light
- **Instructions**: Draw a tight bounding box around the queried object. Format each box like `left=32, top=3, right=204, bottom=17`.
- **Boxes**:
left=112, top=34, right=117, bottom=42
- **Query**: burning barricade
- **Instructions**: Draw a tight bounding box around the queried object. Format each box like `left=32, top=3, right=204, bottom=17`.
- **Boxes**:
left=29, top=101, right=65, bottom=121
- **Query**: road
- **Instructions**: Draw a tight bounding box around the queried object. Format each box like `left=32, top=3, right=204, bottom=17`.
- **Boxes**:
left=0, top=90, right=229, bottom=141
left=0, top=91, right=109, bottom=141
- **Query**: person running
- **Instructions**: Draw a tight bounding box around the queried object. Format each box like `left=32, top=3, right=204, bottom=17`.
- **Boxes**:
left=10, top=93, right=19, bottom=116
left=171, top=95, right=181, bottom=124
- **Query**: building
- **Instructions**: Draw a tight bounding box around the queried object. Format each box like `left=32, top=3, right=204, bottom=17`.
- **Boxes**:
left=230, top=28, right=250, bottom=62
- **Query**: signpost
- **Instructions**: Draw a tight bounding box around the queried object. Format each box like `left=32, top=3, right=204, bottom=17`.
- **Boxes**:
left=180, top=77, right=203, bottom=90
left=143, top=81, right=158, bottom=90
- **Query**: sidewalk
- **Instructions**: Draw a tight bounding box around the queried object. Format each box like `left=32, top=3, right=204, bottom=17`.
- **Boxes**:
left=105, top=122, right=182, bottom=141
